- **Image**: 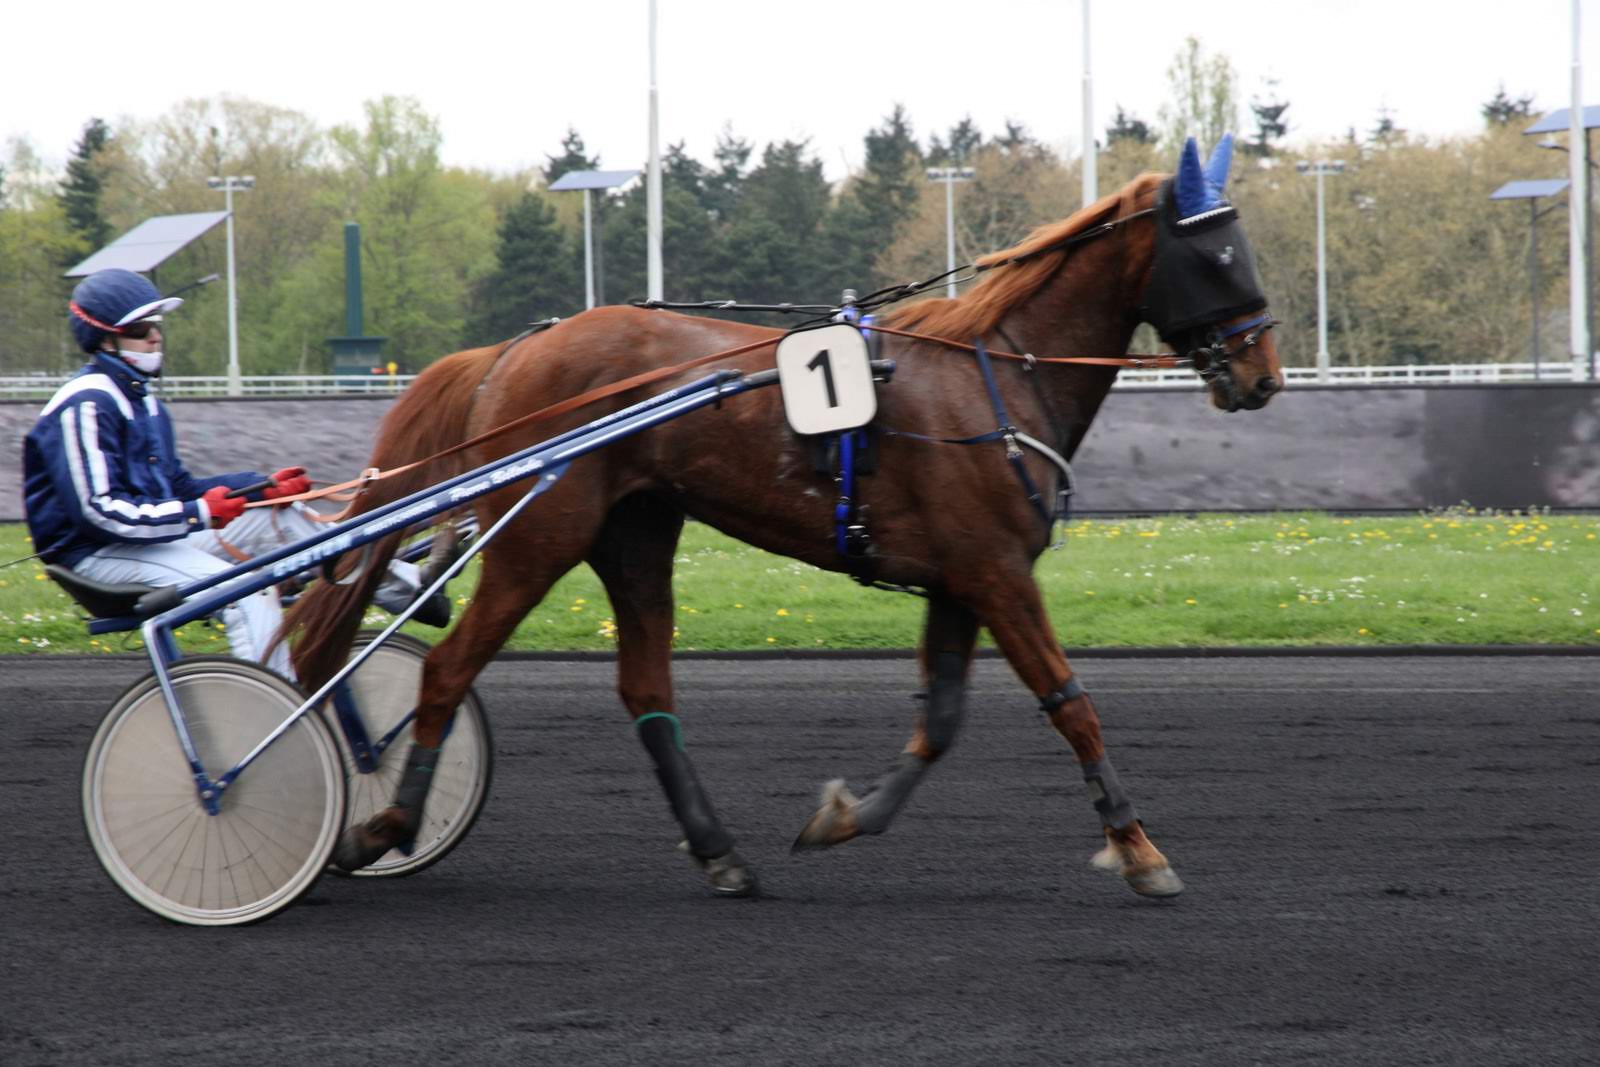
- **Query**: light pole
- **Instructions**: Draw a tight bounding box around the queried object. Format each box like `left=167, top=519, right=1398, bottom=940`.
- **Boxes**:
left=926, top=166, right=975, bottom=298
left=1490, top=180, right=1570, bottom=379
left=206, top=175, right=254, bottom=396
left=1536, top=136, right=1597, bottom=379
left=646, top=0, right=663, bottom=301
left=1296, top=160, right=1345, bottom=381
left=548, top=169, right=641, bottom=309
left=1081, top=0, right=1096, bottom=207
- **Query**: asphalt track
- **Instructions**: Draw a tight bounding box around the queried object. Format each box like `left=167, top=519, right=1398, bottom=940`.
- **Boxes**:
left=3, top=654, right=1597, bottom=1065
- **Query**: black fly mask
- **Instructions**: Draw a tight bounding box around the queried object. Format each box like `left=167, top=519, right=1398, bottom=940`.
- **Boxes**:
left=1139, top=134, right=1276, bottom=410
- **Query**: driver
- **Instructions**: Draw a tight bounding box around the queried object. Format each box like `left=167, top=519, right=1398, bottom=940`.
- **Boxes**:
left=22, top=268, right=448, bottom=678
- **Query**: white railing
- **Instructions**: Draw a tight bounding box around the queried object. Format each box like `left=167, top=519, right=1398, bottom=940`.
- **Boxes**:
left=1, top=362, right=1591, bottom=400
left=1114, top=361, right=1590, bottom=389
left=0, top=373, right=417, bottom=400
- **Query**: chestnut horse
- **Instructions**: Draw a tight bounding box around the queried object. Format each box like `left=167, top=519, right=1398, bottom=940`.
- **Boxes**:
left=287, top=142, right=1283, bottom=899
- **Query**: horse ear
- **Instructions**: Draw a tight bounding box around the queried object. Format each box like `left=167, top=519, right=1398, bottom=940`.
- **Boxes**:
left=1174, top=136, right=1209, bottom=219
left=1203, top=132, right=1235, bottom=199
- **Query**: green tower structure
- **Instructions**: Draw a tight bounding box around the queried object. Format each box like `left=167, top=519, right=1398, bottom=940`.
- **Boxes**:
left=327, top=222, right=388, bottom=375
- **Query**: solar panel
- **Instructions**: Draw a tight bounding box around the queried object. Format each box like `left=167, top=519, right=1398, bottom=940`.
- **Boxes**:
left=1489, top=179, right=1571, bottom=200
left=63, top=211, right=231, bottom=278
left=547, top=169, right=642, bottom=191
left=1523, top=106, right=1600, bottom=134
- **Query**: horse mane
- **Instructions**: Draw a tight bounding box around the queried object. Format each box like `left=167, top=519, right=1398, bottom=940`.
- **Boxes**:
left=886, top=172, right=1165, bottom=340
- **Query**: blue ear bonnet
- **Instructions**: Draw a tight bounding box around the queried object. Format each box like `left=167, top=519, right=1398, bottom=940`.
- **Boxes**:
left=1173, top=133, right=1235, bottom=224
left=1140, top=132, right=1267, bottom=341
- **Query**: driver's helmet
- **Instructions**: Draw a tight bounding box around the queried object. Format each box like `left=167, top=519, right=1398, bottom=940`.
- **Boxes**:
left=67, top=269, right=183, bottom=354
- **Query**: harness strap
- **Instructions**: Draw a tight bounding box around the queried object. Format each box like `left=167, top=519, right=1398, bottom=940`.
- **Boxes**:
left=253, top=321, right=1184, bottom=519
left=973, top=338, right=1053, bottom=529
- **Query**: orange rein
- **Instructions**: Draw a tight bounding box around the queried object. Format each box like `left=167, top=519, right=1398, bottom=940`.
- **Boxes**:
left=248, top=325, right=1187, bottom=519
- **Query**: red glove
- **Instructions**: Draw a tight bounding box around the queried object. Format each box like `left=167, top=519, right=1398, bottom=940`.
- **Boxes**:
left=262, top=466, right=311, bottom=500
left=202, top=485, right=246, bottom=529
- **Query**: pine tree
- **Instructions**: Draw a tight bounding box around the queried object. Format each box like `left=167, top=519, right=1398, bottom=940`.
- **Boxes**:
left=1245, top=79, right=1289, bottom=156
left=855, top=106, right=922, bottom=236
left=928, top=116, right=983, bottom=165
left=545, top=128, right=599, bottom=184
left=1105, top=106, right=1155, bottom=146
left=1482, top=85, right=1535, bottom=127
left=704, top=124, right=750, bottom=221
left=469, top=191, right=581, bottom=343
left=1369, top=105, right=1403, bottom=146
left=58, top=118, right=112, bottom=254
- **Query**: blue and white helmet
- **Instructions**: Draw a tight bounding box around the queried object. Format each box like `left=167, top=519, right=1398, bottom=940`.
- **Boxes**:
left=68, top=268, right=183, bottom=354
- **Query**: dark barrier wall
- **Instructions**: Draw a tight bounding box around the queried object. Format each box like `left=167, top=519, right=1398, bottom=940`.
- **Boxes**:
left=3, top=383, right=1598, bottom=522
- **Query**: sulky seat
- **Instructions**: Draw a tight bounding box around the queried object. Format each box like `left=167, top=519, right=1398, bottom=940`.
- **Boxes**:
left=46, top=564, right=182, bottom=620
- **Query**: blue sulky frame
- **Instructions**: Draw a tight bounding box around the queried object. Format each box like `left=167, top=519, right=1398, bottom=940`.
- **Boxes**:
left=90, top=365, right=805, bottom=818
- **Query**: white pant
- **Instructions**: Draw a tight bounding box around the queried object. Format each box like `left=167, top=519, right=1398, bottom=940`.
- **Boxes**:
left=75, top=502, right=421, bottom=680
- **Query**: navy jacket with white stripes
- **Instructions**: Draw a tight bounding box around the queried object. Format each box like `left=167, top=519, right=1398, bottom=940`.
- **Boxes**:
left=23, top=353, right=265, bottom=568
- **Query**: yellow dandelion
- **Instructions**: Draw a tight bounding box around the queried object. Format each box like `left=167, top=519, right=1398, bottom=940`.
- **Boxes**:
left=1279, top=603, right=1288, bottom=609
left=775, top=608, right=789, bottom=617
left=1184, top=598, right=1197, bottom=605
left=35, top=574, right=45, bottom=581
left=1358, top=628, right=1370, bottom=635
left=569, top=605, right=584, bottom=612
left=766, top=636, right=777, bottom=644
left=1084, top=590, right=1096, bottom=597
left=734, top=603, right=744, bottom=609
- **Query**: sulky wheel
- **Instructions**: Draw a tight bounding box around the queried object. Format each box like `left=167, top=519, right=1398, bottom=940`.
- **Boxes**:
left=81, top=657, right=345, bottom=926
left=327, top=631, right=492, bottom=878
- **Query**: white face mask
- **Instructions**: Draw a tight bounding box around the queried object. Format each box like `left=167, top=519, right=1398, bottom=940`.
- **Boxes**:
left=116, top=348, right=163, bottom=376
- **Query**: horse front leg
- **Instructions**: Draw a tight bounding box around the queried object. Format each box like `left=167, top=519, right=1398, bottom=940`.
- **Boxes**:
left=793, top=595, right=979, bottom=849
left=969, top=569, right=1183, bottom=898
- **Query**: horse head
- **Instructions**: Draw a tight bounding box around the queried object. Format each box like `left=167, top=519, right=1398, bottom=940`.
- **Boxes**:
left=1139, top=133, right=1284, bottom=412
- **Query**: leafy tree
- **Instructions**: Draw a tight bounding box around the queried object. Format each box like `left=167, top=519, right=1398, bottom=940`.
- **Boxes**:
left=1, top=137, right=82, bottom=371
left=1482, top=85, right=1535, bottom=127
left=469, top=191, right=581, bottom=342
left=323, top=96, right=498, bottom=368
left=1158, top=36, right=1240, bottom=154
left=58, top=118, right=113, bottom=259
left=1106, top=106, right=1155, bottom=147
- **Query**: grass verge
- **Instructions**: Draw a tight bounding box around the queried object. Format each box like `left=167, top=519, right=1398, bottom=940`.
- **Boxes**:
left=1, top=509, right=1596, bottom=656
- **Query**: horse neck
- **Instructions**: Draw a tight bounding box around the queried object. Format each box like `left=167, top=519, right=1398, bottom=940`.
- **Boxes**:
left=993, top=235, right=1148, bottom=456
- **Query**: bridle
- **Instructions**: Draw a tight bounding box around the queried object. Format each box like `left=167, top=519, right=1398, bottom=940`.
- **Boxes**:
left=1186, top=311, right=1279, bottom=412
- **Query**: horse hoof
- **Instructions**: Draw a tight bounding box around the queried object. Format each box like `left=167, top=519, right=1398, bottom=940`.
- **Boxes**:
left=1125, top=865, right=1185, bottom=898
left=331, top=823, right=391, bottom=873
left=791, top=779, right=861, bottom=852
left=331, top=813, right=415, bottom=873
left=702, top=849, right=758, bottom=897
left=1089, top=840, right=1123, bottom=874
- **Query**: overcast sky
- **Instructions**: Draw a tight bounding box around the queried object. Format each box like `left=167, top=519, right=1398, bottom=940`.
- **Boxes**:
left=4, top=1, right=1595, bottom=181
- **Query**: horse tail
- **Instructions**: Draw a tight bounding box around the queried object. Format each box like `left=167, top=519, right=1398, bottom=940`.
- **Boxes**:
left=283, top=340, right=511, bottom=691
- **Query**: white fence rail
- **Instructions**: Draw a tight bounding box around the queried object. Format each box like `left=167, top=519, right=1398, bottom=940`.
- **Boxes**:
left=1116, top=361, right=1592, bottom=388
left=1, top=363, right=1592, bottom=401
left=0, top=374, right=417, bottom=400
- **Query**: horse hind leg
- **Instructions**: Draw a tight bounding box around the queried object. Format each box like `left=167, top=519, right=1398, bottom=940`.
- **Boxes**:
left=793, top=596, right=979, bottom=850
left=587, top=494, right=755, bottom=897
left=331, top=524, right=589, bottom=872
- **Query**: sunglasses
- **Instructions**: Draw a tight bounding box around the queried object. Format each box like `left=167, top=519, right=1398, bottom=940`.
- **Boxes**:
left=119, top=320, right=162, bottom=340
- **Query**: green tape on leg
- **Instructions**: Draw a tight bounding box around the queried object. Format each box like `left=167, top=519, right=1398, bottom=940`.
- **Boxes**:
left=634, top=711, right=683, bottom=751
